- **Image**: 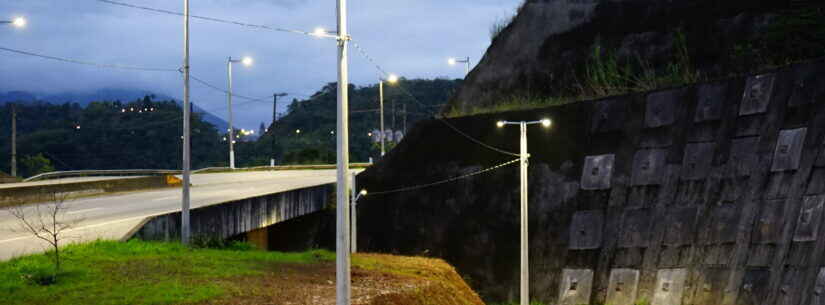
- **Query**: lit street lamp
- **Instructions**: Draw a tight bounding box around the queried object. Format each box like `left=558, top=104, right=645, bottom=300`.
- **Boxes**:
left=378, top=74, right=399, bottom=157
left=1, top=16, right=26, bottom=28
left=226, top=55, right=253, bottom=169
left=496, top=118, right=551, bottom=305
left=448, top=56, right=470, bottom=75
left=350, top=171, right=367, bottom=254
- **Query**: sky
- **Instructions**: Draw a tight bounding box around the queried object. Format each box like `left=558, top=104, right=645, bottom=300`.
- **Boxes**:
left=0, top=0, right=522, bottom=130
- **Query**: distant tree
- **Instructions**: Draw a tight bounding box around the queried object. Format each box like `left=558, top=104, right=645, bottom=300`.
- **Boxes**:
left=20, top=153, right=55, bottom=178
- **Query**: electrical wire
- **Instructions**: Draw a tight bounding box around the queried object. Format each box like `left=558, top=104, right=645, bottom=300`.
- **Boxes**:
left=365, top=158, right=519, bottom=196
left=0, top=46, right=178, bottom=72
left=95, top=0, right=315, bottom=37
left=349, top=40, right=519, bottom=157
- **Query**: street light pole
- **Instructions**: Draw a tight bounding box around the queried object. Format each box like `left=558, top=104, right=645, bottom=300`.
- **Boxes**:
left=226, top=56, right=252, bottom=169
left=379, top=80, right=385, bottom=157
left=2, top=17, right=26, bottom=28
left=181, top=0, right=192, bottom=245
left=496, top=118, right=551, bottom=305
left=335, top=0, right=352, bottom=303
left=448, top=56, right=471, bottom=75
left=10, top=103, right=16, bottom=177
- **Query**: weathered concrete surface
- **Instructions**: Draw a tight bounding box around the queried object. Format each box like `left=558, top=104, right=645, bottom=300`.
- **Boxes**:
left=354, top=59, right=825, bottom=304
left=130, top=183, right=333, bottom=241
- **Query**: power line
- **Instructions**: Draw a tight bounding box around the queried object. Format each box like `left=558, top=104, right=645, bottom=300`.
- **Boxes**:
left=366, top=158, right=519, bottom=196
left=0, top=46, right=178, bottom=72
left=349, top=41, right=518, bottom=157
left=95, top=0, right=315, bottom=37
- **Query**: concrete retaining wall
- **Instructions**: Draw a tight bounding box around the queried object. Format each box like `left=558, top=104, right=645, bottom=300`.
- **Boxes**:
left=129, top=183, right=333, bottom=241
left=356, top=59, right=825, bottom=304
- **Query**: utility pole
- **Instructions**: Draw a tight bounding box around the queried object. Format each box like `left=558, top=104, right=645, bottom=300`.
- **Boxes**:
left=227, top=57, right=235, bottom=169
left=350, top=172, right=357, bottom=253
left=10, top=103, right=17, bottom=177
left=392, top=98, right=396, bottom=132
left=181, top=0, right=192, bottom=245
left=335, top=0, right=352, bottom=303
left=379, top=81, right=385, bottom=156
left=496, top=118, right=552, bottom=305
left=402, top=104, right=407, bottom=133
left=272, top=93, right=287, bottom=167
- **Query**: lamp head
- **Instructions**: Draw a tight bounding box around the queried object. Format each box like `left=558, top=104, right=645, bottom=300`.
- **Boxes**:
left=359, top=189, right=368, bottom=196
left=241, top=57, right=253, bottom=66
left=496, top=121, right=505, bottom=128
left=11, top=17, right=26, bottom=28
left=312, top=27, right=327, bottom=37
left=448, top=58, right=457, bottom=66
left=541, top=119, right=552, bottom=128
left=386, top=74, right=399, bottom=84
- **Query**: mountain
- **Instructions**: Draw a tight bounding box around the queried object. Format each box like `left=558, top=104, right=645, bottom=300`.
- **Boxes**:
left=0, top=88, right=229, bottom=131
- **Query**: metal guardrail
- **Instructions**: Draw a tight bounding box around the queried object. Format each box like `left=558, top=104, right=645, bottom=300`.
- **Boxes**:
left=24, top=163, right=373, bottom=182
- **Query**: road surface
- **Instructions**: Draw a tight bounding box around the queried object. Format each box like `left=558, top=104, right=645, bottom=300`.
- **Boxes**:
left=0, top=169, right=354, bottom=261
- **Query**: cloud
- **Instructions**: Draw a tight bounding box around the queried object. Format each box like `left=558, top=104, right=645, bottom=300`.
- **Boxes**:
left=0, top=0, right=522, bottom=129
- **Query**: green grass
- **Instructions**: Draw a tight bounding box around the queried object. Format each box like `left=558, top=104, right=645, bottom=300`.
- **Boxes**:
left=0, top=240, right=334, bottom=305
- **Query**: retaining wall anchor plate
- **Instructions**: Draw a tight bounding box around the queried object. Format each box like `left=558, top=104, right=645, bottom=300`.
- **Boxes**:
left=569, top=210, right=604, bottom=250
left=695, top=83, right=726, bottom=122
left=682, top=142, right=716, bottom=180
left=772, top=128, right=807, bottom=172
left=606, top=268, right=641, bottom=305
left=739, top=74, right=775, bottom=116
left=582, top=154, right=615, bottom=190
left=558, top=269, right=594, bottom=305
left=794, top=195, right=825, bottom=242
left=646, top=90, right=679, bottom=128
left=652, top=268, right=688, bottom=305
left=631, top=149, right=668, bottom=186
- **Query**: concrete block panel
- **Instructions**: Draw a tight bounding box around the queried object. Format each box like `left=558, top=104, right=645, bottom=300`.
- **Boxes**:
left=809, top=169, right=825, bottom=195
left=664, top=207, right=697, bottom=246
left=728, top=137, right=760, bottom=177
left=581, top=154, right=615, bottom=190
left=682, top=142, right=716, bottom=180
left=652, top=268, right=688, bottom=305
left=710, top=203, right=740, bottom=244
left=695, top=268, right=730, bottom=305
left=753, top=200, right=785, bottom=244
left=632, top=149, right=668, bottom=186
left=646, top=90, right=679, bottom=128
left=606, top=268, right=641, bottom=305
left=619, top=209, right=650, bottom=248
left=558, top=269, right=594, bottom=305
left=794, top=195, right=825, bottom=242
left=813, top=268, right=825, bottom=305
left=569, top=210, right=604, bottom=250
left=695, top=83, right=726, bottom=122
left=592, top=99, right=627, bottom=133
left=738, top=269, right=770, bottom=305
left=817, top=139, right=825, bottom=167
left=772, top=128, right=808, bottom=172
left=739, top=74, right=775, bottom=116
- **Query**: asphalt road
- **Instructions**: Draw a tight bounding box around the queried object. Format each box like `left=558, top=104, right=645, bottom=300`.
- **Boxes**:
left=0, top=169, right=353, bottom=261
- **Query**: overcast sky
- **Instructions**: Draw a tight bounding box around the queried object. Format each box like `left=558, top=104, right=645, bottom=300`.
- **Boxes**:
left=0, top=0, right=521, bottom=130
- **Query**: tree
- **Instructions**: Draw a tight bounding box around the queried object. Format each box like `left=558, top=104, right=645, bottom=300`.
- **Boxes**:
left=9, top=192, right=80, bottom=282
left=20, top=153, right=55, bottom=178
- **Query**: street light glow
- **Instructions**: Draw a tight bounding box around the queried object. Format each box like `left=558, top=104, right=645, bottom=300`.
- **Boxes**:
left=241, top=57, right=253, bottom=66
left=496, top=121, right=505, bottom=128
left=387, top=74, right=399, bottom=84
left=296, top=129, right=301, bottom=134
left=541, top=119, right=552, bottom=128
left=448, top=58, right=457, bottom=66
left=359, top=189, right=368, bottom=196
left=312, top=27, right=327, bottom=37
left=11, top=17, right=26, bottom=28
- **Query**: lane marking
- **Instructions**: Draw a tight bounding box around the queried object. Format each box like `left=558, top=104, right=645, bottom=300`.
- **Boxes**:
left=0, top=214, right=156, bottom=244
left=152, top=196, right=176, bottom=202
left=67, top=208, right=102, bottom=215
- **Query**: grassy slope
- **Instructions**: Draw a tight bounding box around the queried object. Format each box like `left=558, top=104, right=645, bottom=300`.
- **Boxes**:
left=0, top=240, right=482, bottom=305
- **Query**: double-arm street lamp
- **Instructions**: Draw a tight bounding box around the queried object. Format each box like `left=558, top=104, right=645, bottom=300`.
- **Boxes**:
left=226, top=56, right=253, bottom=169
left=378, top=74, right=399, bottom=156
left=496, top=118, right=552, bottom=305
left=1, top=17, right=26, bottom=28
left=448, top=56, right=470, bottom=75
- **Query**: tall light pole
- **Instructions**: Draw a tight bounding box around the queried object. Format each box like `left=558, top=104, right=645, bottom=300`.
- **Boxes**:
left=350, top=172, right=366, bottom=253
left=378, top=74, right=398, bottom=157
left=1, top=17, right=26, bottom=28
left=226, top=56, right=253, bottom=169
left=448, top=56, right=471, bottom=75
left=496, top=118, right=552, bottom=305
left=181, top=0, right=191, bottom=245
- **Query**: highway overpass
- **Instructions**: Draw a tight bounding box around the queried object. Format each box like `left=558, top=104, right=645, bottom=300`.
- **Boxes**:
left=0, top=169, right=354, bottom=260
